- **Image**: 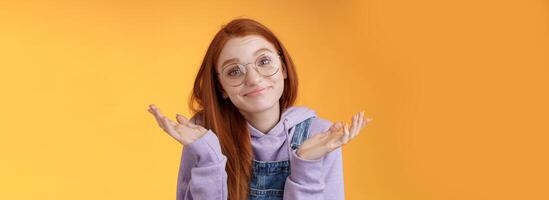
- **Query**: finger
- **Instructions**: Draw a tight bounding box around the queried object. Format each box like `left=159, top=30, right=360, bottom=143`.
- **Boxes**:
left=162, top=116, right=178, bottom=134
left=148, top=108, right=163, bottom=127
left=149, top=105, right=165, bottom=128
left=148, top=104, right=157, bottom=112
left=350, top=113, right=359, bottom=137
left=159, top=116, right=170, bottom=131
left=345, top=123, right=352, bottom=143
left=356, top=112, right=364, bottom=132
left=153, top=107, right=170, bottom=126
left=154, top=116, right=166, bottom=130
left=177, top=114, right=203, bottom=130
left=328, top=122, right=339, bottom=132
left=149, top=104, right=163, bottom=118
left=176, top=114, right=190, bottom=125
left=340, top=123, right=351, bottom=144
left=167, top=118, right=178, bottom=127
left=168, top=123, right=184, bottom=142
left=151, top=106, right=168, bottom=129
left=178, top=115, right=202, bottom=130
left=355, top=112, right=366, bottom=138
left=335, top=122, right=346, bottom=136
left=149, top=104, right=159, bottom=112
left=325, top=122, right=343, bottom=142
left=354, top=112, right=367, bottom=136
left=362, top=117, right=373, bottom=131
left=362, top=115, right=373, bottom=130
left=335, top=122, right=344, bottom=131
left=327, top=122, right=341, bottom=134
left=350, top=115, right=359, bottom=139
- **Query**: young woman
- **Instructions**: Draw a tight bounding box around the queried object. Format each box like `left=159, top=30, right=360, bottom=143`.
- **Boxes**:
left=148, top=18, right=372, bottom=200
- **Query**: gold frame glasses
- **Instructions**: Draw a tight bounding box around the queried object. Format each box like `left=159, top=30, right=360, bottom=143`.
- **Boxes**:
left=217, top=52, right=283, bottom=87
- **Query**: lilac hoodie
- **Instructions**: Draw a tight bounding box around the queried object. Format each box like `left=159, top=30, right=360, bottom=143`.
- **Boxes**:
left=176, top=106, right=344, bottom=200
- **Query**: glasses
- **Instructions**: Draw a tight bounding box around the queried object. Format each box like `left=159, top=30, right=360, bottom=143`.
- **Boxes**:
left=217, top=52, right=282, bottom=87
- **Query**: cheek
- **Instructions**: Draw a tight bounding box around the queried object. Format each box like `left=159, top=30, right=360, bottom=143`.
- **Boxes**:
left=271, top=75, right=285, bottom=95
left=225, top=87, right=241, bottom=98
left=219, top=82, right=238, bottom=97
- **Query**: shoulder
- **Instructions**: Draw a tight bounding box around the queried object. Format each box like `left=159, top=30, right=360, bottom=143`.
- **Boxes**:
left=309, top=116, right=333, bottom=134
left=283, top=105, right=333, bottom=135
left=306, top=115, right=334, bottom=140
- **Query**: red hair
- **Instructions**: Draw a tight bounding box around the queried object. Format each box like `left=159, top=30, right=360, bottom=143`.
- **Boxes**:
left=189, top=18, right=299, bottom=200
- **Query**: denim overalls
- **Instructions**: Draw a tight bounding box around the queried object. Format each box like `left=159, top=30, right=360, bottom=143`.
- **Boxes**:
left=248, top=117, right=314, bottom=200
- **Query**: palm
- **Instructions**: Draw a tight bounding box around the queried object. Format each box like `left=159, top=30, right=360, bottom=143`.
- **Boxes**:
left=297, top=112, right=372, bottom=160
left=148, top=104, right=207, bottom=145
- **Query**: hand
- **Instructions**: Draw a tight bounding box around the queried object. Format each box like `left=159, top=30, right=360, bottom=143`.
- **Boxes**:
left=147, top=104, right=208, bottom=145
left=296, top=111, right=372, bottom=160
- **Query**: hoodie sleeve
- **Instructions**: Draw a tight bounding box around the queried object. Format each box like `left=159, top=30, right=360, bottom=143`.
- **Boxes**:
left=283, top=118, right=345, bottom=200
left=176, top=115, right=228, bottom=200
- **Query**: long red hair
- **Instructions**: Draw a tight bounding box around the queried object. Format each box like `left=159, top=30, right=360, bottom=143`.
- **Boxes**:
left=188, top=18, right=299, bottom=200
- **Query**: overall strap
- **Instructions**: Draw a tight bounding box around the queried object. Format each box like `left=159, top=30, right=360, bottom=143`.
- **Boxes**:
left=289, top=117, right=315, bottom=150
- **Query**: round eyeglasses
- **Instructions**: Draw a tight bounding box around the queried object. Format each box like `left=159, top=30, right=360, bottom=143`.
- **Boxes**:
left=217, top=52, right=282, bottom=87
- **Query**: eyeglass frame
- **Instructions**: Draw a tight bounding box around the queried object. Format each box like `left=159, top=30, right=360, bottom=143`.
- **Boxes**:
left=216, top=52, right=284, bottom=87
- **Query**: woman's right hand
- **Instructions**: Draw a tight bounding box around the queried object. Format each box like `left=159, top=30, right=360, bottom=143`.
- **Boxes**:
left=148, top=104, right=208, bottom=145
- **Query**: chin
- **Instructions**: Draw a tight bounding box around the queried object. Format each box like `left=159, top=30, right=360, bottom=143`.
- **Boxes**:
left=241, top=100, right=277, bottom=113
left=232, top=94, right=280, bottom=114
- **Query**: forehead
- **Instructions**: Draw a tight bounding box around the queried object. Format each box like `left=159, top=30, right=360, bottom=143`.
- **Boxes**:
left=217, top=35, right=277, bottom=69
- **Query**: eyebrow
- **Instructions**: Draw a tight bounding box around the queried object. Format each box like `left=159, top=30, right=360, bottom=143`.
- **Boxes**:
left=220, top=47, right=274, bottom=68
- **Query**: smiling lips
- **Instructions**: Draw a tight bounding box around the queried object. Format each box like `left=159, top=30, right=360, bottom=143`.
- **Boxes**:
left=244, top=87, right=271, bottom=97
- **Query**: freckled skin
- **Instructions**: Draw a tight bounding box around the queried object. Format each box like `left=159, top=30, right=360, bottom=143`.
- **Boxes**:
left=148, top=35, right=372, bottom=160
left=216, top=35, right=287, bottom=114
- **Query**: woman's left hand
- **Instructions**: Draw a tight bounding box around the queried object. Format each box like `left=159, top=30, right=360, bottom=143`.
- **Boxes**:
left=296, top=111, right=372, bottom=160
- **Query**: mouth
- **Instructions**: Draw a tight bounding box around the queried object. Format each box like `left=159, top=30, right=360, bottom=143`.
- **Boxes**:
left=244, top=87, right=271, bottom=97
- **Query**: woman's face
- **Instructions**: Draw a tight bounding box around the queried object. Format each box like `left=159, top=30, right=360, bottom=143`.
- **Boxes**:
left=216, top=35, right=287, bottom=114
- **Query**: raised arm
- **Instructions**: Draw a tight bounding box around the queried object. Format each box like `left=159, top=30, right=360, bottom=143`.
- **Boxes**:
left=147, top=105, right=228, bottom=200
left=283, top=145, right=344, bottom=199
left=177, top=130, right=227, bottom=200
left=284, top=112, right=371, bottom=199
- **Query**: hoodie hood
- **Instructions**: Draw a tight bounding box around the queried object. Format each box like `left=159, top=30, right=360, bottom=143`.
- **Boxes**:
left=247, top=106, right=317, bottom=138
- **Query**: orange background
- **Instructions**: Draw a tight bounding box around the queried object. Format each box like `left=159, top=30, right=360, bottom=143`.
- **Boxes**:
left=1, top=0, right=547, bottom=199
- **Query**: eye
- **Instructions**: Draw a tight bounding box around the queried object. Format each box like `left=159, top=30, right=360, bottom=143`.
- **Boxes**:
left=258, top=56, right=272, bottom=66
left=226, top=66, right=243, bottom=77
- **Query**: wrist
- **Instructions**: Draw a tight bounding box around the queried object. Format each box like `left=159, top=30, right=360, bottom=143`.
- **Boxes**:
left=296, top=148, right=326, bottom=160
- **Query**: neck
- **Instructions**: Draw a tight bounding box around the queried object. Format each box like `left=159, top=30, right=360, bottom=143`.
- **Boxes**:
left=240, top=103, right=281, bottom=134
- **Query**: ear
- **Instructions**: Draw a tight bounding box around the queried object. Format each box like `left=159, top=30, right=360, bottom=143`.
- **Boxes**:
left=282, top=64, right=288, bottom=79
left=222, top=90, right=228, bottom=99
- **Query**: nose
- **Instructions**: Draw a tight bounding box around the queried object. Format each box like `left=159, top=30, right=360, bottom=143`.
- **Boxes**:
left=243, top=64, right=262, bottom=86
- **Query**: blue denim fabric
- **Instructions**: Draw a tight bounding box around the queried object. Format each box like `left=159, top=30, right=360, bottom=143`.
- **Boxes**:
left=248, top=117, right=314, bottom=200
